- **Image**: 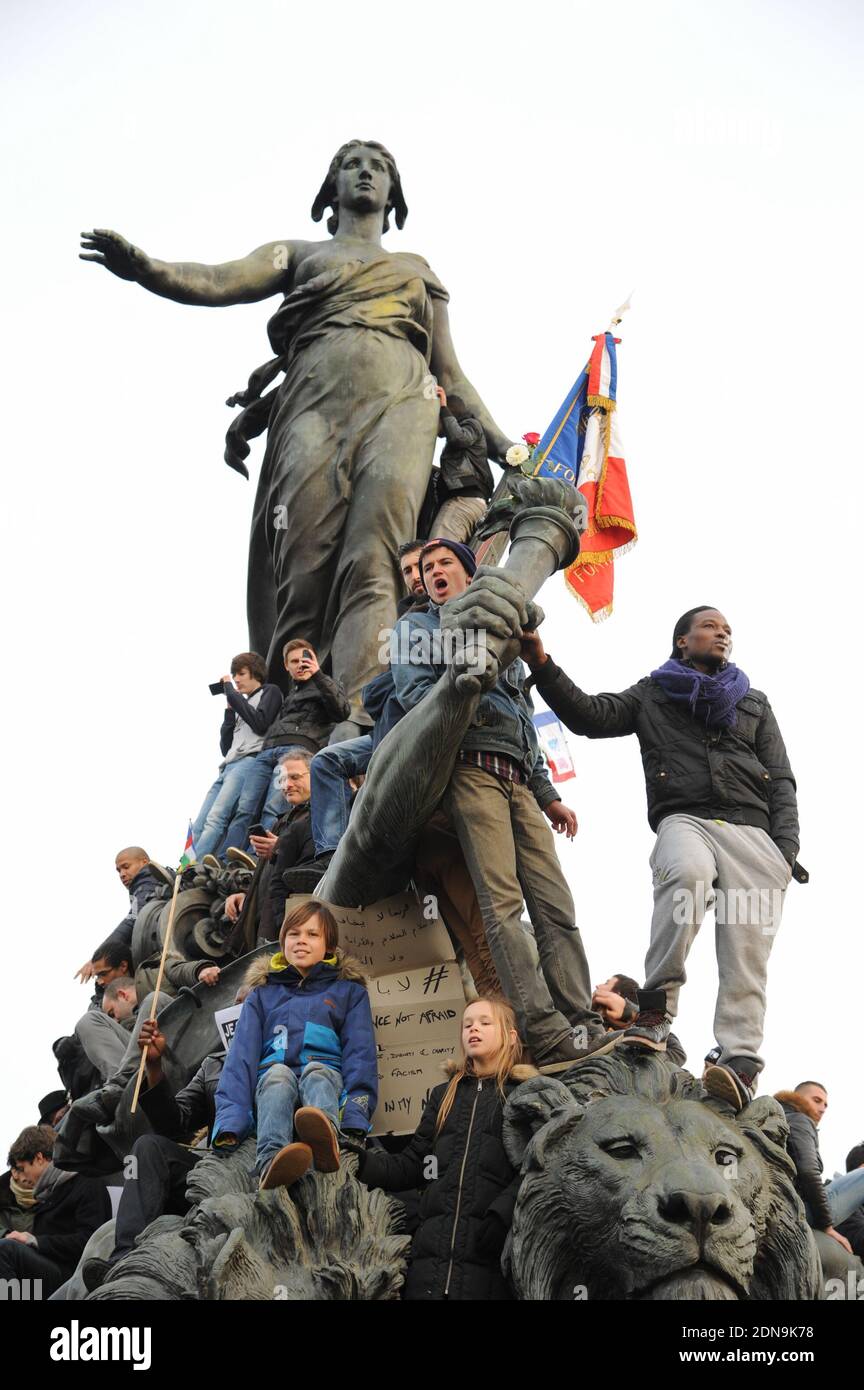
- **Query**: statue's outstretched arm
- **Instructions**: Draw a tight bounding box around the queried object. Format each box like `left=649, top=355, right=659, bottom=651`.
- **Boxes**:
left=79, top=230, right=296, bottom=306
left=429, top=298, right=515, bottom=463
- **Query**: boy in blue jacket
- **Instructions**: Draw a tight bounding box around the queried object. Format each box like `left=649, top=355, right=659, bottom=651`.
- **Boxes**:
left=212, top=900, right=377, bottom=1189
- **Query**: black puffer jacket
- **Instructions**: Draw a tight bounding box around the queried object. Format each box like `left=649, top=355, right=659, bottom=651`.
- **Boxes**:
left=533, top=658, right=799, bottom=862
left=361, top=1065, right=536, bottom=1301
left=776, top=1092, right=831, bottom=1229
left=31, top=1168, right=111, bottom=1281
left=438, top=411, right=495, bottom=499
left=262, top=671, right=350, bottom=752
left=268, top=803, right=315, bottom=935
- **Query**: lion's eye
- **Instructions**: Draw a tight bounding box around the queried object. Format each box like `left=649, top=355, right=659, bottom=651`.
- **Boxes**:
left=714, top=1148, right=738, bottom=1167
left=601, top=1140, right=640, bottom=1160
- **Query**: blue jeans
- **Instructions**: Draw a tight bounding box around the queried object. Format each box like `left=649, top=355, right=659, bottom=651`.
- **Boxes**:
left=823, top=1167, right=864, bottom=1227
left=254, top=1061, right=342, bottom=1174
left=192, top=756, right=261, bottom=858
left=224, top=745, right=292, bottom=848
left=310, top=735, right=373, bottom=854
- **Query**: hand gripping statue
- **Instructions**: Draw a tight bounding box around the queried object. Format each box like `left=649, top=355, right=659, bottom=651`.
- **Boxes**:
left=81, top=141, right=512, bottom=727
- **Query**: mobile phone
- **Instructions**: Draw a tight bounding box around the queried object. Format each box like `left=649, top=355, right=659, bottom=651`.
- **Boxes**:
left=248, top=823, right=268, bottom=839
left=301, top=649, right=312, bottom=661
left=208, top=681, right=225, bottom=696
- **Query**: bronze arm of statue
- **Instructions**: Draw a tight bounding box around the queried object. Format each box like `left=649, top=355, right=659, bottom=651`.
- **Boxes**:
left=80, top=228, right=291, bottom=306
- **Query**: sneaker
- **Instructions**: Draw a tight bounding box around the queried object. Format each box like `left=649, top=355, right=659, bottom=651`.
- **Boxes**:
left=147, top=860, right=176, bottom=888
left=294, top=1107, right=340, bottom=1172
left=702, top=1060, right=757, bottom=1112
left=258, top=1142, right=314, bottom=1190
left=281, top=854, right=334, bottom=894
left=225, top=848, right=256, bottom=870
left=201, top=854, right=222, bottom=872
left=81, top=1256, right=114, bottom=1293
left=536, top=1030, right=623, bottom=1075
left=620, top=1010, right=673, bottom=1052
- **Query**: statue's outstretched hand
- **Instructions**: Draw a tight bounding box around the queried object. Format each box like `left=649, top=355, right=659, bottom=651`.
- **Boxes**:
left=441, top=566, right=544, bottom=695
left=80, top=228, right=150, bottom=282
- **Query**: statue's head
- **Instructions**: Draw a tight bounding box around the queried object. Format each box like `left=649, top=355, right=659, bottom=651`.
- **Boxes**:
left=502, top=1052, right=821, bottom=1302
left=311, top=140, right=407, bottom=235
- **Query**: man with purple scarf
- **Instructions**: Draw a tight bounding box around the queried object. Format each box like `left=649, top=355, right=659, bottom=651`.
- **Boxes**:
left=521, top=607, right=803, bottom=1110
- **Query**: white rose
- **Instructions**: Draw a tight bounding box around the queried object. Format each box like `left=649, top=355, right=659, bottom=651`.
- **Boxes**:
left=506, top=444, right=530, bottom=467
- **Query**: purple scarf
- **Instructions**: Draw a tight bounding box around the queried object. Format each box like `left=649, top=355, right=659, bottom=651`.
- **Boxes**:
left=649, top=659, right=750, bottom=728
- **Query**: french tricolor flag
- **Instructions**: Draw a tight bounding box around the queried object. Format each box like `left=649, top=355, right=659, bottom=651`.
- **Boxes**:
left=532, top=325, right=636, bottom=620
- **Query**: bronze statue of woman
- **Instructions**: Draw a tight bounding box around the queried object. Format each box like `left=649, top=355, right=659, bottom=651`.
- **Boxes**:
left=81, top=140, right=512, bottom=725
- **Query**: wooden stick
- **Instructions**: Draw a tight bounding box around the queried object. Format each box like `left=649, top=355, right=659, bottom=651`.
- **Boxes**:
left=130, top=867, right=183, bottom=1113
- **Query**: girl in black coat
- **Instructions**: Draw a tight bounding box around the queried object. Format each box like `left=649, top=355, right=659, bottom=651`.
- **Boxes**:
left=359, top=998, right=535, bottom=1300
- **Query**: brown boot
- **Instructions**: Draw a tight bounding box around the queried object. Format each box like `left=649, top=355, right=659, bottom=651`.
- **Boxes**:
left=294, top=1107, right=340, bottom=1172
left=258, top=1142, right=313, bottom=1190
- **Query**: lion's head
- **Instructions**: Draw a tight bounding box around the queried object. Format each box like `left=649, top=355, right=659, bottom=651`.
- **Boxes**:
left=503, top=1052, right=821, bottom=1301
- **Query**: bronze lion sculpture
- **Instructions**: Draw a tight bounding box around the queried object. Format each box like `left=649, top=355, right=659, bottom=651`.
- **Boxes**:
left=502, top=1051, right=822, bottom=1301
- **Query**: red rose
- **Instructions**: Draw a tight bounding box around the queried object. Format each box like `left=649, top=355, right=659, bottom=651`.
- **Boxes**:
left=523, top=432, right=541, bottom=447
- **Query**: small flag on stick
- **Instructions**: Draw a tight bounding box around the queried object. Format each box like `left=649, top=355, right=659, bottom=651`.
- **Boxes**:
left=179, top=822, right=196, bottom=870
left=533, top=711, right=576, bottom=783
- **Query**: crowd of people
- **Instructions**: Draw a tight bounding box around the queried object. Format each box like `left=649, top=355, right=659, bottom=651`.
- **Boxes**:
left=3, top=401, right=861, bottom=1299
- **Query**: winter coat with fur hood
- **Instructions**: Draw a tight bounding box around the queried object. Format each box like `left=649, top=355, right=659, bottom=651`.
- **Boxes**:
left=360, top=1061, right=537, bottom=1301
left=776, top=1091, right=832, bottom=1229
left=213, top=950, right=377, bottom=1141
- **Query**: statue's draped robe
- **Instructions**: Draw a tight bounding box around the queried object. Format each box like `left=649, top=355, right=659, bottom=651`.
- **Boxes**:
left=239, top=252, right=448, bottom=713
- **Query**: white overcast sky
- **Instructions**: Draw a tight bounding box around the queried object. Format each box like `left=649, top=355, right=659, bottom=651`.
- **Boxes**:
left=2, top=0, right=862, bottom=1171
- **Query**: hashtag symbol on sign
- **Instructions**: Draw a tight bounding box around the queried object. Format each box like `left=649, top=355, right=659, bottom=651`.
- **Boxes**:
left=422, top=965, right=447, bottom=995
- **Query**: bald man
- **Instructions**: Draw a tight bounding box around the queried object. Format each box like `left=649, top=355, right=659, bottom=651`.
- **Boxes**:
left=74, top=847, right=158, bottom=987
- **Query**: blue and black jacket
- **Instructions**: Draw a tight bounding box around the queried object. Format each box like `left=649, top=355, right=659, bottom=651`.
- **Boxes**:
left=213, top=950, right=378, bottom=1140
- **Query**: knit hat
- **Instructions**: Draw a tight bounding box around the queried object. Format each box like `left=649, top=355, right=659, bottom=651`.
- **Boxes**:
left=420, top=538, right=478, bottom=591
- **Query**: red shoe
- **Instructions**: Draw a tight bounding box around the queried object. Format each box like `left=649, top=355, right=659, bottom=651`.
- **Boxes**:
left=294, top=1107, right=340, bottom=1173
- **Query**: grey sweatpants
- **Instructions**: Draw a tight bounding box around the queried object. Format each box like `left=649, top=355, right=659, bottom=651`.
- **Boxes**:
left=644, top=814, right=792, bottom=1074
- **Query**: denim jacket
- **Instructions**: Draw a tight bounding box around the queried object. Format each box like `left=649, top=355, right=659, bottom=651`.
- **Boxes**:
left=391, top=605, right=558, bottom=809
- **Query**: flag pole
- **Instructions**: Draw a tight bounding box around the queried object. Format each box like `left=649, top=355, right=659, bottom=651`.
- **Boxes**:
left=130, top=867, right=183, bottom=1114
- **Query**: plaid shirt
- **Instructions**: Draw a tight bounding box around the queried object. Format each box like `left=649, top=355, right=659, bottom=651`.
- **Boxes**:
left=457, top=749, right=527, bottom=785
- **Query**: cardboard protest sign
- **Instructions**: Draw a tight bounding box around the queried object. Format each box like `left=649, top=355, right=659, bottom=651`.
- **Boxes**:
left=368, top=961, right=465, bottom=1046
left=284, top=892, right=453, bottom=975
left=375, top=1040, right=461, bottom=1131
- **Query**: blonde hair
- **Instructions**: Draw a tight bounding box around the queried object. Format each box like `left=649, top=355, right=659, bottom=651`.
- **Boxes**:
left=435, top=998, right=523, bottom=1136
